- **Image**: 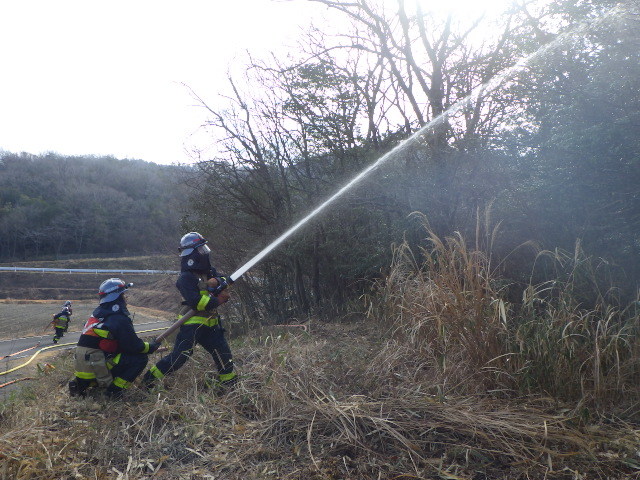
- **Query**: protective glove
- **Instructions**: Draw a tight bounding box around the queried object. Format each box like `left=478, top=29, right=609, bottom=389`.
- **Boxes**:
left=215, top=289, right=231, bottom=305
left=147, top=341, right=162, bottom=354
left=207, top=276, right=232, bottom=296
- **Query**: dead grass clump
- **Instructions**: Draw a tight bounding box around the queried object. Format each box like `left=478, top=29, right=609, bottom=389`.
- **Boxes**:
left=367, top=216, right=640, bottom=407
left=1, top=320, right=639, bottom=479
left=369, top=215, right=509, bottom=392
left=507, top=245, right=640, bottom=404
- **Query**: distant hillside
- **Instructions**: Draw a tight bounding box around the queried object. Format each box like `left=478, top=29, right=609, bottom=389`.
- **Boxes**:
left=0, top=254, right=177, bottom=271
left=0, top=255, right=182, bottom=310
left=0, top=152, right=191, bottom=261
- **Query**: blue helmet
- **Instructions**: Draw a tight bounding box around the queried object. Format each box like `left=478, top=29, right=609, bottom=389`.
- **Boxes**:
left=98, top=278, right=133, bottom=304
left=179, top=232, right=210, bottom=257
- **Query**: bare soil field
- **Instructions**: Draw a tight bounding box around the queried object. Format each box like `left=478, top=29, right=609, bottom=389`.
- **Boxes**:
left=0, top=255, right=183, bottom=341
left=0, top=300, right=176, bottom=341
left=0, top=271, right=179, bottom=300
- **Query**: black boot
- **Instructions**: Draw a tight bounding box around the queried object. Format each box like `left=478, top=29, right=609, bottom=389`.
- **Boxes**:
left=68, top=379, right=86, bottom=397
left=105, top=384, right=125, bottom=400
left=205, top=373, right=238, bottom=393
left=141, top=371, right=157, bottom=390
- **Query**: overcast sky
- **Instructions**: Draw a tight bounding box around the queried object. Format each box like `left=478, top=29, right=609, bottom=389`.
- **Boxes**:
left=0, top=0, right=512, bottom=166
left=0, top=0, right=332, bottom=165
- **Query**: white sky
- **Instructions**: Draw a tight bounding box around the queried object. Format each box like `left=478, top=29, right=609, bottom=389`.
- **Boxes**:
left=0, top=0, right=331, bottom=165
left=0, top=0, right=513, bottom=166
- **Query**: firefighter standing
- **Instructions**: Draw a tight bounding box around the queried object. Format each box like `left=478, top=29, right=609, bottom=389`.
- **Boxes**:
left=51, top=300, right=72, bottom=344
left=68, top=278, right=160, bottom=399
left=142, top=232, right=237, bottom=390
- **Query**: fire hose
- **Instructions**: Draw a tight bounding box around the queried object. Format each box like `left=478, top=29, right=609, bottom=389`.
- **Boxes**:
left=0, top=344, right=40, bottom=360
left=0, top=325, right=170, bottom=382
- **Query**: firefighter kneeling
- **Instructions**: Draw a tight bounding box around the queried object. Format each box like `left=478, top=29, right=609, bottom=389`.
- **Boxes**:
left=69, top=278, right=160, bottom=399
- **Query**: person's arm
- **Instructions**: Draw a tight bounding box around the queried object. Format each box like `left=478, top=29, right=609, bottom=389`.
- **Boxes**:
left=207, top=266, right=220, bottom=280
left=177, top=273, right=223, bottom=312
left=110, top=316, right=156, bottom=353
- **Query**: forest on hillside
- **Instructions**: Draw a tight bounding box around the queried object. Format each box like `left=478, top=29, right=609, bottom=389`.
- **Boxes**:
left=0, top=154, right=187, bottom=260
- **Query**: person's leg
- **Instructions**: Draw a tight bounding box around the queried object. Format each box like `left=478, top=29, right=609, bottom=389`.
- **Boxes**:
left=70, top=347, right=108, bottom=396
left=198, top=324, right=237, bottom=388
left=143, top=324, right=198, bottom=386
left=53, top=327, right=64, bottom=343
left=105, top=353, right=149, bottom=399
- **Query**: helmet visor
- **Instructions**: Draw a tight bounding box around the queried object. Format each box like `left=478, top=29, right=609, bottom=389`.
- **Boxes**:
left=99, top=279, right=132, bottom=303
left=197, top=245, right=211, bottom=255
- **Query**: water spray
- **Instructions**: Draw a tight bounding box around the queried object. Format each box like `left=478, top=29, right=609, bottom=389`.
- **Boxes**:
left=155, top=4, right=626, bottom=343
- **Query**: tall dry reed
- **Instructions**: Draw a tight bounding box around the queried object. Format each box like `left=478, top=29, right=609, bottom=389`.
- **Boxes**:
left=367, top=214, right=640, bottom=406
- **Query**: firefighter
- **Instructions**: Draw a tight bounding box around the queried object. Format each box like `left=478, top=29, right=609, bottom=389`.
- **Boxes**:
left=51, top=300, right=72, bottom=344
left=68, top=278, right=161, bottom=399
left=142, top=232, right=237, bottom=390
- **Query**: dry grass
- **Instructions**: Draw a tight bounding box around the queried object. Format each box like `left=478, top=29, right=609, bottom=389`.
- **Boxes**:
left=366, top=215, right=640, bottom=407
left=1, top=320, right=639, bottom=479
left=2, top=243, right=640, bottom=479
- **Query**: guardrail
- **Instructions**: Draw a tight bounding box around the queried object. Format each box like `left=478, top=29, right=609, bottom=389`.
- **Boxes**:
left=0, top=267, right=179, bottom=274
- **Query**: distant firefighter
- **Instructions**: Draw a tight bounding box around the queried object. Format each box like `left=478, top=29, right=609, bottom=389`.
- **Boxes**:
left=68, top=279, right=160, bottom=399
left=51, top=300, right=72, bottom=344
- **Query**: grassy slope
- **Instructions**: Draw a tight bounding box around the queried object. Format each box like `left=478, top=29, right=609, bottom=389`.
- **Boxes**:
left=1, top=319, right=639, bottom=480
left=0, top=255, right=180, bottom=306
left=2, top=252, right=639, bottom=479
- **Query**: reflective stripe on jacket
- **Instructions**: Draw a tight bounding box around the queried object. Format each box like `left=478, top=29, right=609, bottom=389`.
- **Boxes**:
left=181, top=300, right=220, bottom=327
left=77, top=316, right=118, bottom=352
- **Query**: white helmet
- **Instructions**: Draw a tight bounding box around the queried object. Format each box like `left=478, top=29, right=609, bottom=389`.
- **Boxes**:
left=179, top=232, right=210, bottom=257
left=98, top=278, right=133, bottom=304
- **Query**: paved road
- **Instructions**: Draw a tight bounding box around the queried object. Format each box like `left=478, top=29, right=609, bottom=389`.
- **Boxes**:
left=0, top=319, right=173, bottom=395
